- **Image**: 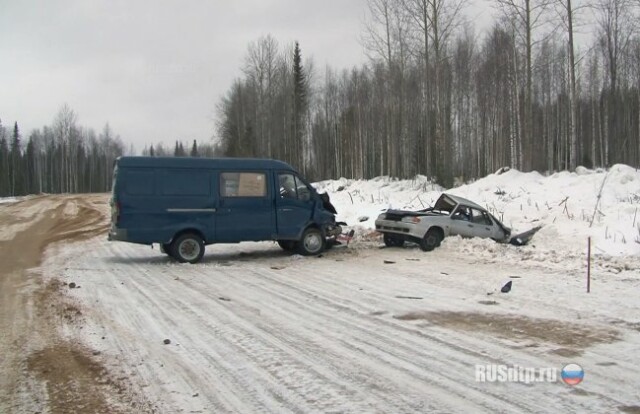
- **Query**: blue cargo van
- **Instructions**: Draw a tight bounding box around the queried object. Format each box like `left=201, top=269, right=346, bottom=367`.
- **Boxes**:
left=108, top=156, right=343, bottom=263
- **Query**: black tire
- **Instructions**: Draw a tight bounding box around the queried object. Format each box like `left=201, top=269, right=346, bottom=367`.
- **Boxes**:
left=277, top=240, right=297, bottom=251
left=171, top=233, right=205, bottom=263
left=383, top=233, right=404, bottom=247
left=161, top=243, right=173, bottom=257
left=419, top=228, right=443, bottom=252
left=297, top=227, right=325, bottom=256
left=324, top=239, right=336, bottom=250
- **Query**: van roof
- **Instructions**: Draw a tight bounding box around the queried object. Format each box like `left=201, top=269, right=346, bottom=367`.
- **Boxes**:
left=116, top=156, right=296, bottom=171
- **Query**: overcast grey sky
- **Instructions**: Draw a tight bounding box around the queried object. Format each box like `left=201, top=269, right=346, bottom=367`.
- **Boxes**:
left=0, top=0, right=494, bottom=151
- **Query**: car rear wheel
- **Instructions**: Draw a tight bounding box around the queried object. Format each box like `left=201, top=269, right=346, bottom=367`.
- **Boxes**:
left=383, top=233, right=404, bottom=247
left=171, top=233, right=205, bottom=263
left=419, top=228, right=442, bottom=252
left=297, top=228, right=325, bottom=256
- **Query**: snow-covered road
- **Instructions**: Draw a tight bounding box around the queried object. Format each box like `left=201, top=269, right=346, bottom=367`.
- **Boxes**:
left=49, top=231, right=640, bottom=413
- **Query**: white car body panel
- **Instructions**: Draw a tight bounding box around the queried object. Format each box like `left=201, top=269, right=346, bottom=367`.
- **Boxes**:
left=375, top=193, right=511, bottom=244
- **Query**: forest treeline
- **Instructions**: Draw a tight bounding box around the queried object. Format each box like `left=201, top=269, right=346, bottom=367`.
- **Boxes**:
left=0, top=105, right=126, bottom=197
left=0, top=104, right=221, bottom=197
left=5, top=0, right=640, bottom=197
left=215, top=0, right=640, bottom=186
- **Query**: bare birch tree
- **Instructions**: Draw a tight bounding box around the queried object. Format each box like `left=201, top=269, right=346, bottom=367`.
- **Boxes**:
left=552, top=0, right=589, bottom=168
left=493, top=0, right=552, bottom=170
left=594, top=0, right=636, bottom=164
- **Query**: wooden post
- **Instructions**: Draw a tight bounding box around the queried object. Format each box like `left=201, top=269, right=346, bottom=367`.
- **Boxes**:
left=587, top=237, right=591, bottom=293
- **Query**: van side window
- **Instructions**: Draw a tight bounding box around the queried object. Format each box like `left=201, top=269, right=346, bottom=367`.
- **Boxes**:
left=162, top=170, right=210, bottom=196
left=295, top=176, right=311, bottom=201
left=220, top=172, right=266, bottom=197
left=279, top=173, right=311, bottom=201
left=125, top=170, right=155, bottom=195
left=278, top=173, right=297, bottom=199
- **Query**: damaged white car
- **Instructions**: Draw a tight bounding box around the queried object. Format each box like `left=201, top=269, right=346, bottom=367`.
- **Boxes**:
left=375, top=193, right=538, bottom=251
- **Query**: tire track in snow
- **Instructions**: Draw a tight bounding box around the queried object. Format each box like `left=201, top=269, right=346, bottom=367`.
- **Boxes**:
left=249, top=252, right=640, bottom=407
left=68, top=243, right=277, bottom=413
left=64, top=240, right=638, bottom=413
left=143, top=265, right=423, bottom=413
left=243, top=266, right=632, bottom=412
left=132, top=259, right=543, bottom=413
left=82, top=243, right=450, bottom=412
left=192, top=261, right=624, bottom=413
left=204, top=267, right=548, bottom=413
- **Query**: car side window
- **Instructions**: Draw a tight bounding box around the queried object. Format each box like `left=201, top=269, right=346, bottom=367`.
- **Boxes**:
left=482, top=212, right=494, bottom=225
left=452, top=206, right=472, bottom=221
left=471, top=209, right=493, bottom=225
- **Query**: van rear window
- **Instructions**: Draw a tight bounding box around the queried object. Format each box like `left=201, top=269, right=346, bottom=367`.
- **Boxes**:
left=220, top=172, right=266, bottom=197
left=162, top=170, right=210, bottom=196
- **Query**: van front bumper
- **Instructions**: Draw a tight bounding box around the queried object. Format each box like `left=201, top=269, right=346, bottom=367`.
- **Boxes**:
left=324, top=223, right=343, bottom=238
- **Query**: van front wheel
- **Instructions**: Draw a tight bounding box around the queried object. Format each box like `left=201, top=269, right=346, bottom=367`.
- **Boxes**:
left=298, top=228, right=325, bottom=256
left=171, top=233, right=205, bottom=263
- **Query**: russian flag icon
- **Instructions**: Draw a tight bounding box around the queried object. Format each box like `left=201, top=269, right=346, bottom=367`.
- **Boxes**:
left=561, top=364, right=584, bottom=385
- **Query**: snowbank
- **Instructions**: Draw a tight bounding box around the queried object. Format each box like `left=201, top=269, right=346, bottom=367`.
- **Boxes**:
left=317, top=164, right=640, bottom=259
left=0, top=197, right=19, bottom=205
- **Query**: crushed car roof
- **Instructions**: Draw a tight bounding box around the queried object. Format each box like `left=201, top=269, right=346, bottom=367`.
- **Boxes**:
left=444, top=193, right=485, bottom=211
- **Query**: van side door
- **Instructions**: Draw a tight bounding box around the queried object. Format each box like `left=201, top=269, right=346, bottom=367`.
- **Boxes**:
left=215, top=170, right=275, bottom=242
left=275, top=172, right=314, bottom=239
left=160, top=168, right=216, bottom=243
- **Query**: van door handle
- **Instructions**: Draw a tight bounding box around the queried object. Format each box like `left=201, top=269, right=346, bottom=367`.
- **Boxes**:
left=280, top=208, right=293, bottom=212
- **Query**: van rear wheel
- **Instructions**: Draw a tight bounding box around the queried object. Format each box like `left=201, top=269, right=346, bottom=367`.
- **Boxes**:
left=297, top=228, right=325, bottom=256
left=160, top=243, right=173, bottom=257
left=171, top=233, right=205, bottom=263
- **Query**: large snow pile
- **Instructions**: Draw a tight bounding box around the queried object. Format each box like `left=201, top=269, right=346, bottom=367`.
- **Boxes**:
left=314, top=175, right=443, bottom=231
left=317, top=164, right=640, bottom=261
